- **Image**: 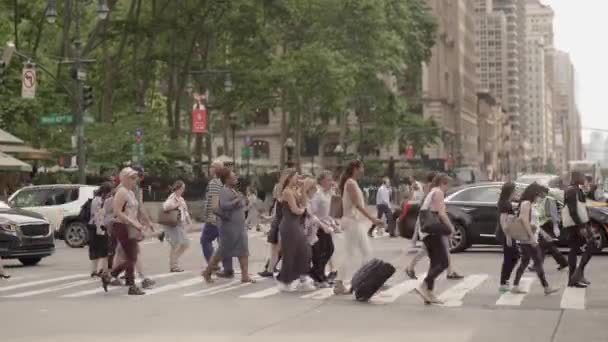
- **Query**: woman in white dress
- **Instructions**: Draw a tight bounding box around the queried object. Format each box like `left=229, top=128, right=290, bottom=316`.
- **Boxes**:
left=162, top=180, right=191, bottom=272
left=334, top=160, right=383, bottom=295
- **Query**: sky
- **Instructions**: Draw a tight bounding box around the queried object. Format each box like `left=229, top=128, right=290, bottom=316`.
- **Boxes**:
left=542, top=0, right=608, bottom=143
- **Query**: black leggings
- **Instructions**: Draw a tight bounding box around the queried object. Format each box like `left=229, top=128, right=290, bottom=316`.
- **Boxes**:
left=514, top=244, right=548, bottom=288
left=567, top=225, right=594, bottom=284
left=423, top=234, right=449, bottom=291
left=309, top=231, right=334, bottom=283
left=500, top=239, right=520, bottom=285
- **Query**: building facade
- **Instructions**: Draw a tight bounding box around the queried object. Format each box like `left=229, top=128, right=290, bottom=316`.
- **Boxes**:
left=423, top=0, right=479, bottom=167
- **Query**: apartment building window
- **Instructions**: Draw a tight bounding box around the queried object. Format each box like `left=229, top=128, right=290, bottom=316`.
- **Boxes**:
left=251, top=140, right=270, bottom=159
left=253, top=108, right=270, bottom=125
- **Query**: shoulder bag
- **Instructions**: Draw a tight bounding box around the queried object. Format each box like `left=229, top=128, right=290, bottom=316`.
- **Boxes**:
left=158, top=209, right=179, bottom=228
left=419, top=190, right=451, bottom=236
left=121, top=201, right=145, bottom=241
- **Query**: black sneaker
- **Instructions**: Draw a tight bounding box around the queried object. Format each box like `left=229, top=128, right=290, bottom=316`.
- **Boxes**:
left=328, top=271, right=337, bottom=281
left=158, top=232, right=165, bottom=243
left=141, top=278, right=156, bottom=289
left=258, top=271, right=274, bottom=278
left=128, top=286, right=146, bottom=295
left=447, top=272, right=464, bottom=280
left=216, top=271, right=235, bottom=279
left=568, top=282, right=587, bottom=288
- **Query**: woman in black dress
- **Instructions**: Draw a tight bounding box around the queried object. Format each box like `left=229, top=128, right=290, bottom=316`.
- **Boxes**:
left=276, top=170, right=315, bottom=292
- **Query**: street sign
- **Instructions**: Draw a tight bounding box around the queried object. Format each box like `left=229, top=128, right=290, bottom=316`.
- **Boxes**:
left=241, top=146, right=252, bottom=159
left=40, top=113, right=73, bottom=125
left=21, top=66, right=36, bottom=99
left=135, top=128, right=144, bottom=143
left=192, top=105, right=207, bottom=133
left=132, top=143, right=144, bottom=162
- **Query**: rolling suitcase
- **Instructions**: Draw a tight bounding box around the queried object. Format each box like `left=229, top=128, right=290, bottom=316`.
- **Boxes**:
left=350, top=258, right=396, bottom=302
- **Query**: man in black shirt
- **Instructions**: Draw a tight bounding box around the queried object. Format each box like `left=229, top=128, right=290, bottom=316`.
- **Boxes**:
left=564, top=172, right=594, bottom=288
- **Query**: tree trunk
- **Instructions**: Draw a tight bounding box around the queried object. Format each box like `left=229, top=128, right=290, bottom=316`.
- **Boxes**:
left=12, top=0, right=19, bottom=50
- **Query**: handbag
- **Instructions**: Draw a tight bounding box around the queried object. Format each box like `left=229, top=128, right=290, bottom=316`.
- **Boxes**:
left=561, top=199, right=589, bottom=228
left=330, top=195, right=343, bottom=219
left=127, top=224, right=145, bottom=241
left=503, top=215, right=533, bottom=242
left=419, top=209, right=452, bottom=235
left=158, top=209, right=179, bottom=227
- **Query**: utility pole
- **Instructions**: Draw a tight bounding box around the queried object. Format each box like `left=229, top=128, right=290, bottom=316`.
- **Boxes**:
left=73, top=0, right=86, bottom=184
left=45, top=0, right=109, bottom=184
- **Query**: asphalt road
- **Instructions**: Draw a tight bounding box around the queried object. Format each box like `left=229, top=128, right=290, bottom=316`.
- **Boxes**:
left=1, top=227, right=608, bottom=342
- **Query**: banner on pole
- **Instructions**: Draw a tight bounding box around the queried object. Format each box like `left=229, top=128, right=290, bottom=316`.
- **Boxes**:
left=192, top=93, right=208, bottom=133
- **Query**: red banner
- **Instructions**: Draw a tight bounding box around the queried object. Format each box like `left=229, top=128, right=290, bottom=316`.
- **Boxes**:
left=192, top=107, right=207, bottom=133
left=405, top=145, right=415, bottom=160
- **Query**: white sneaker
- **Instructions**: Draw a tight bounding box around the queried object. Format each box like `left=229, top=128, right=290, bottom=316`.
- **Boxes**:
left=298, top=281, right=317, bottom=292
left=277, top=280, right=295, bottom=292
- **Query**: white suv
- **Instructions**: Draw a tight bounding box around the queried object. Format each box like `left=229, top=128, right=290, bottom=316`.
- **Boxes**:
left=9, top=185, right=98, bottom=248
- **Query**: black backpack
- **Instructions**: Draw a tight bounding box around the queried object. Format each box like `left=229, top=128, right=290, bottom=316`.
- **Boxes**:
left=79, top=198, right=93, bottom=223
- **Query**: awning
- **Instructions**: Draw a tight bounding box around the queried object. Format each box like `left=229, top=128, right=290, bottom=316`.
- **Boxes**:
left=0, top=144, right=52, bottom=160
left=0, top=152, right=32, bottom=172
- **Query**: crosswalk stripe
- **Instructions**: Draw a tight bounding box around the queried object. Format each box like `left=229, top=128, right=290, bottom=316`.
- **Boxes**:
left=372, top=274, right=426, bottom=304
left=301, top=288, right=335, bottom=300
left=438, top=274, right=489, bottom=307
left=202, top=279, right=263, bottom=297
left=240, top=286, right=280, bottom=299
left=142, top=277, right=202, bottom=296
left=3, top=279, right=96, bottom=298
left=560, top=287, right=586, bottom=310
left=183, top=280, right=241, bottom=297
left=0, top=274, right=85, bottom=293
left=62, top=272, right=185, bottom=298
left=496, top=277, right=535, bottom=306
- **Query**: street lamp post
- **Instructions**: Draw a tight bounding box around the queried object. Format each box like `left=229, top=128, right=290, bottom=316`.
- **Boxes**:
left=229, top=113, right=238, bottom=167
left=45, top=0, right=109, bottom=184
left=284, top=138, right=295, bottom=167
left=334, top=144, right=344, bottom=169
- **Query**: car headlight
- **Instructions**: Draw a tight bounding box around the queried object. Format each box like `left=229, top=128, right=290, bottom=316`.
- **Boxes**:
left=0, top=222, right=17, bottom=232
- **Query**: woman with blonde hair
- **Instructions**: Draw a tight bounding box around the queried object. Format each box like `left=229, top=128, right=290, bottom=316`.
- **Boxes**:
left=161, top=180, right=191, bottom=272
left=258, top=168, right=295, bottom=278
left=276, top=169, right=316, bottom=292
left=108, top=167, right=146, bottom=295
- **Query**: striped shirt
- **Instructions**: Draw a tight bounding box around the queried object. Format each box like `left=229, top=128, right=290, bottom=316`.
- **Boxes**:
left=203, top=178, right=222, bottom=224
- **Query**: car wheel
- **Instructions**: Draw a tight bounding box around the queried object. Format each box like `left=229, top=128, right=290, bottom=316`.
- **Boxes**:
left=19, top=257, right=42, bottom=266
left=64, top=222, right=88, bottom=248
left=449, top=222, right=468, bottom=253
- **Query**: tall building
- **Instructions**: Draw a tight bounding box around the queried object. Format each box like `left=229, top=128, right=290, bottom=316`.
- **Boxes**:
left=492, top=0, right=525, bottom=174
left=423, top=0, right=479, bottom=167
left=553, top=50, right=581, bottom=170
left=475, top=0, right=508, bottom=103
left=524, top=0, right=555, bottom=169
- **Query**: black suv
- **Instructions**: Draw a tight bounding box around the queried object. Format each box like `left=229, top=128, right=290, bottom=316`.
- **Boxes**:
left=0, top=201, right=55, bottom=266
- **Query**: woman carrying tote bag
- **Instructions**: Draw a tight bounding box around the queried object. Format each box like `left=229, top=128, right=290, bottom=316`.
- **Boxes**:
left=509, top=183, right=558, bottom=296
left=161, top=180, right=191, bottom=272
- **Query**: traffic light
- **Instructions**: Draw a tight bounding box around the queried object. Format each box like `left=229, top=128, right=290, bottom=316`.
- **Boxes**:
left=0, top=61, right=6, bottom=87
left=82, top=84, right=93, bottom=109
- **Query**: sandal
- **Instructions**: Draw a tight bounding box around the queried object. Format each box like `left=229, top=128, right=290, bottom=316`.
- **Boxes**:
left=0, top=273, right=10, bottom=279
left=241, top=277, right=257, bottom=284
left=201, top=270, right=214, bottom=283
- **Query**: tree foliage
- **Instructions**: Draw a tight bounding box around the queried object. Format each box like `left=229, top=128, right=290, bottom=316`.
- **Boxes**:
left=0, top=0, right=437, bottom=175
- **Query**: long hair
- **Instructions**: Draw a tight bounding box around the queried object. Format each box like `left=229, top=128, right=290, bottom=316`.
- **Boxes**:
left=498, top=182, right=516, bottom=212
left=520, top=182, right=542, bottom=203
left=94, top=182, right=114, bottom=197
left=278, top=168, right=297, bottom=196
left=430, top=173, right=450, bottom=189
left=339, top=160, right=363, bottom=195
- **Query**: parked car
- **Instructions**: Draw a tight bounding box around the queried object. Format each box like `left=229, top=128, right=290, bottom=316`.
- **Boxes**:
left=0, top=201, right=54, bottom=266
left=516, top=173, right=563, bottom=189
left=399, top=182, right=608, bottom=253
left=8, top=185, right=97, bottom=248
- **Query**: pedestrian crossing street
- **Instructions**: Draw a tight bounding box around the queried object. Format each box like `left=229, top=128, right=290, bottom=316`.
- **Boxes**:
left=0, top=269, right=601, bottom=311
